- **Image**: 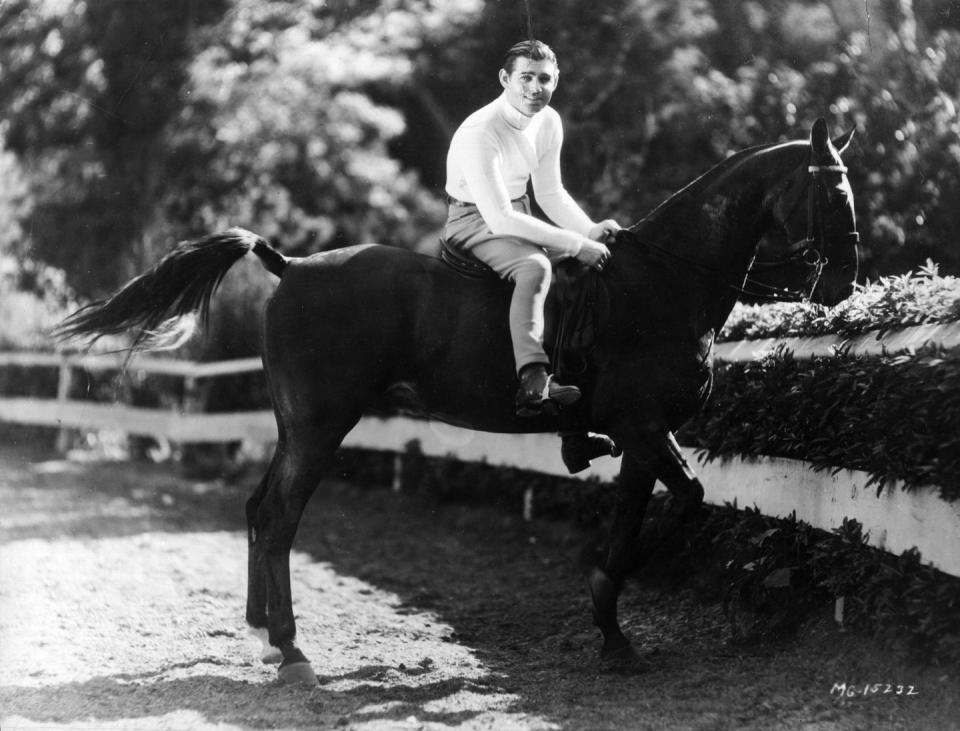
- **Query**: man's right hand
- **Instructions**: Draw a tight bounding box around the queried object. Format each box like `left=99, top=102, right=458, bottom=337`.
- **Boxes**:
left=575, top=239, right=612, bottom=271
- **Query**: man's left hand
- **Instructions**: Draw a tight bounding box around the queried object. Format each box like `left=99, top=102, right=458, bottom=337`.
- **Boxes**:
left=588, top=219, right=622, bottom=243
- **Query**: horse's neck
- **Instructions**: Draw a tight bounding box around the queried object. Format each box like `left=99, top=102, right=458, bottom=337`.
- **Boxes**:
left=637, top=143, right=807, bottom=329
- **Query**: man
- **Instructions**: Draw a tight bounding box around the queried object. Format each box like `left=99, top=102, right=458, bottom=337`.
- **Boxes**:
left=443, top=39, right=621, bottom=471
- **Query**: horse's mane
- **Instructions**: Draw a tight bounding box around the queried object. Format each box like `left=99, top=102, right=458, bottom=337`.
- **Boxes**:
left=628, top=139, right=801, bottom=233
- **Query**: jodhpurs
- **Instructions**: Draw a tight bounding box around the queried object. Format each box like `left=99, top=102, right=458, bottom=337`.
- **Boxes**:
left=442, top=197, right=569, bottom=375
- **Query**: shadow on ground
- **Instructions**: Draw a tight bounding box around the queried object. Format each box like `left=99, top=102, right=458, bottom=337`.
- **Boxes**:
left=1, top=672, right=519, bottom=729
left=2, top=444, right=956, bottom=730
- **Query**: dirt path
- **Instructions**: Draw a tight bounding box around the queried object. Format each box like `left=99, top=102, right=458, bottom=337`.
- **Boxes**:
left=0, top=442, right=957, bottom=730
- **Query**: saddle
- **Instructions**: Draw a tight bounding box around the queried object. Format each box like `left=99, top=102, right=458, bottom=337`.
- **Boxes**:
left=438, top=237, right=610, bottom=380
left=439, top=236, right=499, bottom=279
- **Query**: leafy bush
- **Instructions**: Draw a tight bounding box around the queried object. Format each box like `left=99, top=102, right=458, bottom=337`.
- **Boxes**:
left=677, top=345, right=960, bottom=501
left=721, top=262, right=960, bottom=342
left=643, top=498, right=960, bottom=667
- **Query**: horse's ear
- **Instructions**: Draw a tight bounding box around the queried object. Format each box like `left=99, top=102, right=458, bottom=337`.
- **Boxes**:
left=832, top=127, right=855, bottom=155
left=810, top=117, right=829, bottom=155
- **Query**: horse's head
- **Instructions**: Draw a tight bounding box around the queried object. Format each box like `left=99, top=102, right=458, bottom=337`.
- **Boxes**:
left=758, top=118, right=860, bottom=306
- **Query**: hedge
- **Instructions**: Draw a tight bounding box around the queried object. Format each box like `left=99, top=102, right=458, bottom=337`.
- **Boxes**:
left=677, top=345, right=960, bottom=502
left=720, top=263, right=960, bottom=342
left=639, top=495, right=960, bottom=668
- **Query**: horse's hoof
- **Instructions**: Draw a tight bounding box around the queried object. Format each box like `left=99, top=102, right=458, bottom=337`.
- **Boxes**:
left=250, top=627, right=282, bottom=664
left=599, top=643, right=653, bottom=675
left=262, top=647, right=283, bottom=664
left=277, top=661, right=318, bottom=686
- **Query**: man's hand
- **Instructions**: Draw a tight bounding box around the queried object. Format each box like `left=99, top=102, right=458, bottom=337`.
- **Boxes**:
left=578, top=218, right=619, bottom=270
left=588, top=219, right=622, bottom=243
left=575, top=238, right=612, bottom=271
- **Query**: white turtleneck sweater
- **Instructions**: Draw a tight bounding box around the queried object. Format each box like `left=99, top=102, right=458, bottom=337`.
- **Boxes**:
left=445, top=93, right=595, bottom=255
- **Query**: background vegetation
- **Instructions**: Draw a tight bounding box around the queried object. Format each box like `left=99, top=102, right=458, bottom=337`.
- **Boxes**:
left=1, top=0, right=959, bottom=356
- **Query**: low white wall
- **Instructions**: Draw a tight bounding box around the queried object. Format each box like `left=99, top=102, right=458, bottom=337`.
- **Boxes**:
left=690, top=452, right=960, bottom=577
left=344, top=416, right=960, bottom=579
left=2, top=320, right=957, bottom=579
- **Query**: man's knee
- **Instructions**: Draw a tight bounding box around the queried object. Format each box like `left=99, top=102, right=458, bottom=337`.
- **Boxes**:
left=513, top=252, right=552, bottom=287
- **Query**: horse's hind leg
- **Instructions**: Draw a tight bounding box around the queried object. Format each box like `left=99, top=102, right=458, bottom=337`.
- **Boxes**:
left=246, top=450, right=281, bottom=663
left=249, top=416, right=358, bottom=685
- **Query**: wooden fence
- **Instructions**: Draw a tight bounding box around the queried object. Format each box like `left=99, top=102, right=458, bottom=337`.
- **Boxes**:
left=1, top=321, right=958, bottom=577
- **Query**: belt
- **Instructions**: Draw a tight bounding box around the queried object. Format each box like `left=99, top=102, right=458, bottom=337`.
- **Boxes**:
left=445, top=194, right=528, bottom=207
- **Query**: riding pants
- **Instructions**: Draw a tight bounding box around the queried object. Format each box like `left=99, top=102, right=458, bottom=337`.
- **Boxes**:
left=442, top=196, right=569, bottom=375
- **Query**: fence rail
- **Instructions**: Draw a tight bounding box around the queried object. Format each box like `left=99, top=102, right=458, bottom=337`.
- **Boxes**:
left=3, top=320, right=956, bottom=377
left=1, top=320, right=958, bottom=577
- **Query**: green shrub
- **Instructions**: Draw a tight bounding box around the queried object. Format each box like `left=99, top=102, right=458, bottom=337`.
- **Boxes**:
left=721, top=262, right=960, bottom=342
left=678, top=346, right=960, bottom=501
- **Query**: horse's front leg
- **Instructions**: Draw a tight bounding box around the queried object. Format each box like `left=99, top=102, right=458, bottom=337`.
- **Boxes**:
left=588, top=431, right=705, bottom=671
left=587, top=444, right=657, bottom=671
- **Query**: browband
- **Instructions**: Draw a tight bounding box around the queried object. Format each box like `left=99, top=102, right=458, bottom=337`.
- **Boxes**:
left=808, top=164, right=848, bottom=174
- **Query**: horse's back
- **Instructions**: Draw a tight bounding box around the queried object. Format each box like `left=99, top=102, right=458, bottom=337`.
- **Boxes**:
left=261, top=244, right=515, bottom=418
left=269, top=244, right=496, bottom=339
left=266, top=244, right=441, bottom=353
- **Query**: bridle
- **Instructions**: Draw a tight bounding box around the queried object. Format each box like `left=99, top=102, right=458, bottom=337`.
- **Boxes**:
left=620, top=157, right=859, bottom=303
left=738, top=162, right=860, bottom=302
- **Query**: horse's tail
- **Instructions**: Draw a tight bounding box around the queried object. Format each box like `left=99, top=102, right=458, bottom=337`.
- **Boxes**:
left=55, top=227, right=288, bottom=351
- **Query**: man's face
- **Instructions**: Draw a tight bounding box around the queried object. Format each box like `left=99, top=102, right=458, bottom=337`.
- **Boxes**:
left=499, top=57, right=558, bottom=117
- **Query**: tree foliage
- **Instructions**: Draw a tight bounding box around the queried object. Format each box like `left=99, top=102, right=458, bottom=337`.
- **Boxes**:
left=1, top=0, right=958, bottom=305
left=159, top=0, right=449, bottom=260
left=393, top=0, right=960, bottom=279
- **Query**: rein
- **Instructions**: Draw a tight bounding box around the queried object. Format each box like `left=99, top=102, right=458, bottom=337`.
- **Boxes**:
left=627, top=161, right=857, bottom=304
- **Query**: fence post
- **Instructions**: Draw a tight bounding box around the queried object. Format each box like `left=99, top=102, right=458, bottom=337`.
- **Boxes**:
left=55, top=355, right=73, bottom=454
left=183, top=375, right=202, bottom=414
left=392, top=453, right=403, bottom=492
left=523, top=486, right=534, bottom=522
left=180, top=373, right=209, bottom=467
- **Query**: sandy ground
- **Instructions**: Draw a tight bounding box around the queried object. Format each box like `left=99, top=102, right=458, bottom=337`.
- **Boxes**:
left=0, top=441, right=958, bottom=730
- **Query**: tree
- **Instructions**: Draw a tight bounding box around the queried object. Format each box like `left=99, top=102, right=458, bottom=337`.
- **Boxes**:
left=0, top=0, right=452, bottom=300
left=0, top=0, right=230, bottom=297
left=3, top=0, right=958, bottom=302
left=159, top=0, right=449, bottom=258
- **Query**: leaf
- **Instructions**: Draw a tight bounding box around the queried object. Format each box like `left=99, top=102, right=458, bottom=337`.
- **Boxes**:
left=763, top=567, right=794, bottom=588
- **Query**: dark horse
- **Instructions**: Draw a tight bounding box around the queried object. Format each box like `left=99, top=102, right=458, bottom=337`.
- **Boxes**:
left=57, top=119, right=859, bottom=682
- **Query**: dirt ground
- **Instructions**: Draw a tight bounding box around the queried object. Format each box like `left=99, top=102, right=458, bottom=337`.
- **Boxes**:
left=0, top=441, right=958, bottom=731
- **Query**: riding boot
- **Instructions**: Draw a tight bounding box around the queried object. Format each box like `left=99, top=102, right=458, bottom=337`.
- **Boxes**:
left=560, top=431, right=622, bottom=474
left=515, top=364, right=581, bottom=417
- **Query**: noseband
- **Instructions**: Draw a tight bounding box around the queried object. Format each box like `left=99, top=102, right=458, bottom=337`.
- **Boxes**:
left=740, top=163, right=860, bottom=302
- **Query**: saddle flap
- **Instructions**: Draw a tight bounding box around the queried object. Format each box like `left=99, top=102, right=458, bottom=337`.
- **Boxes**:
left=551, top=260, right=611, bottom=378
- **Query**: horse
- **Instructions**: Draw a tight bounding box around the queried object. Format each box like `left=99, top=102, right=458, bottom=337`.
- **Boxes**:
left=56, top=118, right=860, bottom=682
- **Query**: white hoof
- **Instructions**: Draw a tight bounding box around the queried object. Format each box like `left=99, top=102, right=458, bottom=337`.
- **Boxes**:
left=249, top=627, right=282, bottom=664
left=278, top=661, right=318, bottom=686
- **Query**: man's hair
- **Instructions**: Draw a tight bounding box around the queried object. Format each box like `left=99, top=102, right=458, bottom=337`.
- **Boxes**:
left=501, top=40, right=558, bottom=75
